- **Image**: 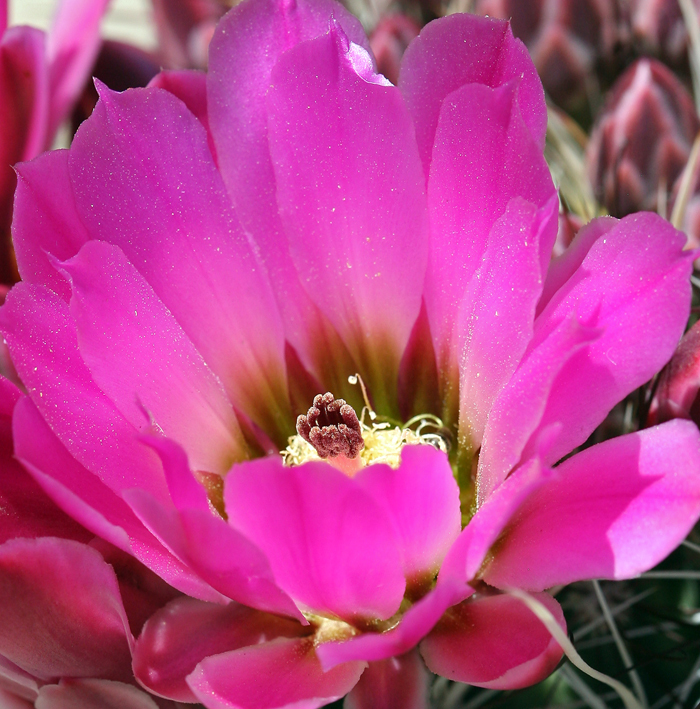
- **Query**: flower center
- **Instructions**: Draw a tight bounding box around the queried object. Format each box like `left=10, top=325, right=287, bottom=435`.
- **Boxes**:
left=285, top=390, right=448, bottom=474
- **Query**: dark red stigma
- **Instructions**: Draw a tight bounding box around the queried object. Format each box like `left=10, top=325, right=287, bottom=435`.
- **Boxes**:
left=296, top=392, right=364, bottom=459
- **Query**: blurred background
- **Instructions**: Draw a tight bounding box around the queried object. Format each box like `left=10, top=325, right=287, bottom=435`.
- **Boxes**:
left=4, top=1, right=700, bottom=708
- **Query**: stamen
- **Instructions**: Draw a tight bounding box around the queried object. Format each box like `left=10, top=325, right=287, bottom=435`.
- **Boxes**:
left=296, top=393, right=365, bottom=465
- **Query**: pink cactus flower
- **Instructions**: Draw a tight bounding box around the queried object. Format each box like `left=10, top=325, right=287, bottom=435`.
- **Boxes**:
left=3, top=0, right=700, bottom=706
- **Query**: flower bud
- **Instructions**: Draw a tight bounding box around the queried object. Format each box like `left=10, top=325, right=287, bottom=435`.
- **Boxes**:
left=471, top=0, right=622, bottom=112
left=587, top=57, right=699, bottom=217
left=648, top=320, right=700, bottom=426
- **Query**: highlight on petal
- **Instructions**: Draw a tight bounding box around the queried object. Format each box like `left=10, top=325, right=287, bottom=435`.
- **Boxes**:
left=355, top=444, right=460, bottom=581
left=35, top=679, right=159, bottom=709
left=420, top=591, right=564, bottom=689
left=224, top=456, right=406, bottom=622
left=134, top=597, right=309, bottom=702
left=399, top=13, right=546, bottom=177
left=266, top=26, right=428, bottom=413
left=187, top=636, right=366, bottom=709
left=483, top=420, right=700, bottom=590
left=0, top=537, right=132, bottom=682
left=344, top=651, right=430, bottom=709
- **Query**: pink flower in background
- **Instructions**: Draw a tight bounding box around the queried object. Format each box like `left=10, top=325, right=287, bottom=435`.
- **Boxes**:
left=2, top=0, right=700, bottom=706
left=0, top=0, right=110, bottom=284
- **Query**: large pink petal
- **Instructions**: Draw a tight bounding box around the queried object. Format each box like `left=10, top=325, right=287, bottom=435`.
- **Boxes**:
left=483, top=420, right=700, bottom=590
left=147, top=70, right=213, bottom=157
left=399, top=13, right=546, bottom=179
left=0, top=283, right=168, bottom=503
left=134, top=597, right=309, bottom=702
left=61, top=240, right=247, bottom=471
left=137, top=436, right=303, bottom=619
left=316, top=579, right=471, bottom=669
left=0, top=537, right=132, bottom=682
left=187, top=636, right=365, bottom=709
left=439, top=457, right=554, bottom=585
left=355, top=445, right=460, bottom=582
left=420, top=591, right=564, bottom=689
left=457, top=197, right=556, bottom=448
left=266, top=27, right=428, bottom=413
left=13, top=396, right=219, bottom=602
left=207, top=0, right=368, bottom=392
left=46, top=0, right=110, bottom=136
left=12, top=150, right=90, bottom=300
left=68, top=84, right=291, bottom=443
left=36, top=679, right=159, bottom=709
left=537, top=216, right=617, bottom=316
left=477, top=315, right=601, bottom=502
left=344, top=651, right=429, bottom=709
left=424, top=80, right=555, bottom=388
left=224, top=456, right=406, bottom=622
left=523, top=212, right=693, bottom=467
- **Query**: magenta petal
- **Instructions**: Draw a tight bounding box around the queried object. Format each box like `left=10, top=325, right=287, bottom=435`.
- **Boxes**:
left=399, top=14, right=546, bottom=178
left=147, top=70, right=213, bottom=156
left=524, top=212, right=693, bottom=466
left=188, top=636, right=365, bottom=709
left=208, top=0, right=368, bottom=226
left=316, top=579, right=471, bottom=669
left=477, top=315, right=601, bottom=502
left=13, top=397, right=218, bottom=602
left=61, top=240, right=247, bottom=470
left=207, top=0, right=368, bottom=393
left=224, top=457, right=406, bottom=621
left=0, top=537, right=132, bottom=681
left=420, top=592, right=564, bottom=689
left=425, top=80, right=555, bottom=384
left=69, top=84, right=291, bottom=441
left=0, top=283, right=168, bottom=502
left=266, top=28, right=428, bottom=410
left=12, top=151, right=89, bottom=300
left=439, top=457, right=554, bottom=585
left=46, top=0, right=110, bottom=136
left=36, top=679, right=159, bottom=709
left=457, top=197, right=557, bottom=448
left=355, top=445, right=460, bottom=580
left=344, top=651, right=429, bottom=709
left=484, top=420, right=700, bottom=590
left=134, top=597, right=309, bottom=702
left=123, top=481, right=301, bottom=619
left=537, top=216, right=617, bottom=316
